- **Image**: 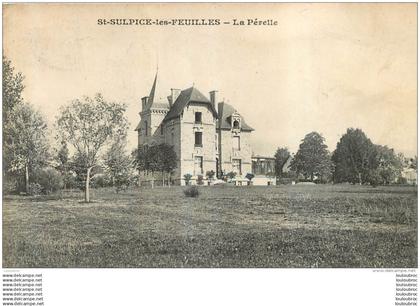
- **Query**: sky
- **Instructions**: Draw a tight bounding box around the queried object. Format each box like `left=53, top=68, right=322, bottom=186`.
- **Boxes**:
left=3, top=3, right=417, bottom=157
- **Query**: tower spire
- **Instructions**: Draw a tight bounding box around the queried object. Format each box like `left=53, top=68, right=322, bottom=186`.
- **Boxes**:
left=146, top=70, right=158, bottom=109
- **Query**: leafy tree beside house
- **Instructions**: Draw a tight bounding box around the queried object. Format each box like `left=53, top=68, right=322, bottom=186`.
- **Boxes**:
left=133, top=143, right=177, bottom=187
left=331, top=128, right=379, bottom=185
left=274, top=147, right=290, bottom=179
left=290, top=132, right=332, bottom=182
left=56, top=94, right=129, bottom=202
left=158, top=143, right=177, bottom=186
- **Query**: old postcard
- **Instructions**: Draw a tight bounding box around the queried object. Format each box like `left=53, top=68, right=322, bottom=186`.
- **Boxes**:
left=2, top=2, right=417, bottom=272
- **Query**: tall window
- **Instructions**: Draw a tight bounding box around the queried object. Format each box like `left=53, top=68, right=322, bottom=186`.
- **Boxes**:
left=232, top=159, right=242, bottom=175
left=160, top=125, right=164, bottom=135
left=195, top=112, right=202, bottom=123
left=233, top=136, right=240, bottom=150
left=194, top=156, right=203, bottom=175
left=195, top=132, right=203, bottom=147
left=144, top=120, right=148, bottom=136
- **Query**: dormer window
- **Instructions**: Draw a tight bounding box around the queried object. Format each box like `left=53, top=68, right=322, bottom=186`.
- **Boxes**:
left=231, top=114, right=241, bottom=131
left=233, top=120, right=240, bottom=129
left=195, top=112, right=202, bottom=124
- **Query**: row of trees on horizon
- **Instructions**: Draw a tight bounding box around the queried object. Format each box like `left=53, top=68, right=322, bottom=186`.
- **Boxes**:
left=273, top=130, right=417, bottom=186
left=3, top=56, right=417, bottom=202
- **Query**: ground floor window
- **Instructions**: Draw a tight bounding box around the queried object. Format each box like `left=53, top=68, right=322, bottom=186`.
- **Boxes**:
left=194, top=156, right=203, bottom=175
left=232, top=159, right=242, bottom=175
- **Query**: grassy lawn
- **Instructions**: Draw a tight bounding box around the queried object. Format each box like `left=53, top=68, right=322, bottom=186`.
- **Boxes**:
left=3, top=185, right=417, bottom=268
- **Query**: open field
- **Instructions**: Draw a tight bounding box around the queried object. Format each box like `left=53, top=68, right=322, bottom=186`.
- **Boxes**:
left=3, top=185, right=417, bottom=268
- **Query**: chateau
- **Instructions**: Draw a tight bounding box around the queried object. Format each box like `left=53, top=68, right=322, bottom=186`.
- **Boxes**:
left=135, top=73, right=255, bottom=185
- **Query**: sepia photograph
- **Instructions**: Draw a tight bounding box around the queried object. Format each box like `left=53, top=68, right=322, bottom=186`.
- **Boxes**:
left=2, top=3, right=417, bottom=269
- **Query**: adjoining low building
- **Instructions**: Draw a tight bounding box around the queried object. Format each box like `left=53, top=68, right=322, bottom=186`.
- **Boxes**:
left=401, top=167, right=417, bottom=185
left=251, top=155, right=277, bottom=186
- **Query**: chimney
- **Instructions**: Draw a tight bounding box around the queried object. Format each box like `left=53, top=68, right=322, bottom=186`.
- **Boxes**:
left=170, top=89, right=181, bottom=108
left=141, top=96, right=148, bottom=111
left=209, top=90, right=217, bottom=109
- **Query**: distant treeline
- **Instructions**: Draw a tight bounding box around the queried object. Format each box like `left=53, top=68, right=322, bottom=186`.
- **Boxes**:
left=273, top=131, right=416, bottom=186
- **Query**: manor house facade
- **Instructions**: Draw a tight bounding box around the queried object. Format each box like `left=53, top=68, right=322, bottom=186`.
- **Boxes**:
left=135, top=73, right=254, bottom=185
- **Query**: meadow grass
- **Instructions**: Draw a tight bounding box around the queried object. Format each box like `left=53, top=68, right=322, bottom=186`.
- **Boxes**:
left=3, top=185, right=417, bottom=268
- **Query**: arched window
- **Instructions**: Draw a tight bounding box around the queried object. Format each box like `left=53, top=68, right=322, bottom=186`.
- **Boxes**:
left=145, top=121, right=148, bottom=136
left=233, top=120, right=240, bottom=129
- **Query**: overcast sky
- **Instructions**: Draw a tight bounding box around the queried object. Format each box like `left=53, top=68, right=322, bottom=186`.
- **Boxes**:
left=4, top=3, right=417, bottom=157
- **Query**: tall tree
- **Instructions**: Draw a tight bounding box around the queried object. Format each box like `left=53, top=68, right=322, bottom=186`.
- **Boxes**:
left=274, top=147, right=290, bottom=178
left=290, top=132, right=332, bottom=181
left=56, top=94, right=128, bottom=202
left=133, top=143, right=177, bottom=187
left=332, top=128, right=378, bottom=184
left=3, top=56, right=26, bottom=179
left=158, top=143, right=177, bottom=186
left=104, top=138, right=133, bottom=190
left=3, top=56, right=24, bottom=122
left=375, top=145, right=403, bottom=185
left=5, top=103, right=49, bottom=193
left=55, top=140, right=78, bottom=189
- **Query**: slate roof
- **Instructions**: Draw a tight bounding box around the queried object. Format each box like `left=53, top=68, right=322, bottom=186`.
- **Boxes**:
left=163, top=86, right=217, bottom=122
left=217, top=102, right=254, bottom=132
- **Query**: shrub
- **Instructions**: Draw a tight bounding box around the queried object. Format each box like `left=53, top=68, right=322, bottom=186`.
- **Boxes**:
left=206, top=170, right=215, bottom=180
left=38, top=168, right=64, bottom=194
left=3, top=175, right=19, bottom=194
left=184, top=174, right=192, bottom=186
left=367, top=169, right=381, bottom=187
left=63, top=173, right=78, bottom=189
left=226, top=171, right=236, bottom=182
left=91, top=174, right=109, bottom=188
left=396, top=176, right=408, bottom=185
left=115, top=174, right=131, bottom=193
left=197, top=175, right=204, bottom=185
left=184, top=185, right=199, bottom=197
left=33, top=168, right=64, bottom=194
left=28, top=183, right=43, bottom=196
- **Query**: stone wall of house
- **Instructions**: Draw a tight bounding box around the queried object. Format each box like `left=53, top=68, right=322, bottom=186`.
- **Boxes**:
left=179, top=103, right=217, bottom=185
left=138, top=108, right=168, bottom=146
left=161, top=117, right=181, bottom=182
left=137, top=93, right=254, bottom=185
left=218, top=129, right=252, bottom=176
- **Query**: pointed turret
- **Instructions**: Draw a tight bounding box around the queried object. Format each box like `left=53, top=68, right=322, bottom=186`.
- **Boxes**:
left=144, top=70, right=170, bottom=111
left=136, top=71, right=170, bottom=143
left=145, top=72, right=158, bottom=110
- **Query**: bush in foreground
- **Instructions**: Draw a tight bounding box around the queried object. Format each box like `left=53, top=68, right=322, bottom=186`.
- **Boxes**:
left=184, top=185, right=199, bottom=197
